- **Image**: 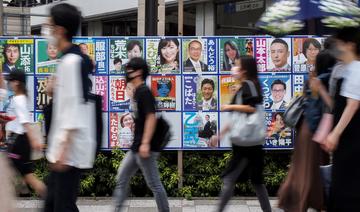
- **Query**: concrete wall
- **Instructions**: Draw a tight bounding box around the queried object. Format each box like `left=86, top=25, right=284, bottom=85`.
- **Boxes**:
left=4, top=7, right=31, bottom=36
left=30, top=0, right=183, bottom=27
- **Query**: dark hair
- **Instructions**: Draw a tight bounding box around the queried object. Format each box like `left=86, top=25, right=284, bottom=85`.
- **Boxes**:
left=273, top=112, right=284, bottom=121
left=205, top=114, right=210, bottom=118
left=126, top=40, right=143, bottom=52
left=157, top=79, right=172, bottom=91
left=79, top=43, right=87, bottom=48
left=126, top=57, right=149, bottom=80
left=271, top=79, right=286, bottom=90
left=114, top=57, right=122, bottom=65
left=201, top=78, right=215, bottom=90
left=302, top=38, right=321, bottom=58
left=323, top=36, right=337, bottom=50
left=3, top=44, right=20, bottom=62
left=7, top=69, right=28, bottom=96
left=157, top=38, right=179, bottom=65
left=315, top=50, right=337, bottom=76
left=223, top=40, right=240, bottom=69
left=335, top=27, right=360, bottom=55
left=239, top=55, right=262, bottom=96
left=188, top=40, right=202, bottom=49
left=50, top=3, right=81, bottom=41
left=271, top=38, right=289, bottom=51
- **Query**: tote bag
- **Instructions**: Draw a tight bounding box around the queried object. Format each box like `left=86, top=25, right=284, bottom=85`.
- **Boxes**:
left=229, top=80, right=266, bottom=146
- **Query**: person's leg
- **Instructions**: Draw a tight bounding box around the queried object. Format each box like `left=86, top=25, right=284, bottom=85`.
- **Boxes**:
left=136, top=152, right=169, bottom=212
left=53, top=167, right=81, bottom=212
left=253, top=184, right=272, bottom=212
left=113, top=151, right=139, bottom=212
left=43, top=170, right=56, bottom=212
left=217, top=158, right=249, bottom=212
left=23, top=173, right=47, bottom=198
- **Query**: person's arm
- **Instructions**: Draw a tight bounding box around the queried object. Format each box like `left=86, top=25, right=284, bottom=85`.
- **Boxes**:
left=221, top=104, right=256, bottom=113
left=325, top=98, right=359, bottom=152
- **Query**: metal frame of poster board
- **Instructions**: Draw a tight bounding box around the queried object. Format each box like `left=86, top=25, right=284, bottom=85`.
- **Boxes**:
left=1, top=35, right=326, bottom=151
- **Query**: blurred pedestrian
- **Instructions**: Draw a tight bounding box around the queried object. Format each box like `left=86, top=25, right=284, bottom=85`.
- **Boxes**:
left=211, top=56, right=271, bottom=212
left=277, top=50, right=336, bottom=212
left=113, top=57, right=169, bottom=212
left=43, top=3, right=96, bottom=212
left=5, top=70, right=46, bottom=198
left=324, top=27, right=360, bottom=212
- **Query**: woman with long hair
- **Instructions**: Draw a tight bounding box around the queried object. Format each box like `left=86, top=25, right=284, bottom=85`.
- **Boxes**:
left=278, top=50, right=336, bottom=212
left=223, top=40, right=240, bottom=71
left=6, top=70, right=46, bottom=198
left=212, top=55, right=271, bottom=212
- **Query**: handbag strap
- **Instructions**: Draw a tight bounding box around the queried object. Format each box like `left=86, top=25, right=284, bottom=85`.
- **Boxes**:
left=244, top=80, right=260, bottom=98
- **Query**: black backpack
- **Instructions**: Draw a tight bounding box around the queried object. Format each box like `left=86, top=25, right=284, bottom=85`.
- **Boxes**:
left=88, top=93, right=103, bottom=154
left=151, top=116, right=172, bottom=151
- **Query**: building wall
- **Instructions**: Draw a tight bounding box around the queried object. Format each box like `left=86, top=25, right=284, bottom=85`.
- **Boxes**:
left=4, top=7, right=31, bottom=36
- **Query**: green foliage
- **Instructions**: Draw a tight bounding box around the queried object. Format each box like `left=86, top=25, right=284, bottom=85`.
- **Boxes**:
left=32, top=150, right=290, bottom=198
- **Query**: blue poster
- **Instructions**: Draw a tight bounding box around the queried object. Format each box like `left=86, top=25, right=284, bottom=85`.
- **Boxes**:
left=183, top=75, right=198, bottom=110
left=259, top=73, right=292, bottom=111
left=264, top=112, right=293, bottom=149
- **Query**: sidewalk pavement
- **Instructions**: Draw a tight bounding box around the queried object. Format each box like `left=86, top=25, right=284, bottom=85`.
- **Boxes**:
left=17, top=198, right=285, bottom=212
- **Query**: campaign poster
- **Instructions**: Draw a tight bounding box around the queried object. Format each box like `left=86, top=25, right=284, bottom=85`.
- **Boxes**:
left=109, top=76, right=131, bottom=111
left=265, top=112, right=293, bottom=149
left=162, top=112, right=182, bottom=149
left=72, top=38, right=95, bottom=71
left=146, top=38, right=180, bottom=74
left=35, top=112, right=46, bottom=137
left=182, top=37, right=217, bottom=74
left=219, top=75, right=237, bottom=106
left=259, top=74, right=292, bottom=111
left=219, top=112, right=232, bottom=148
left=255, top=38, right=268, bottom=72
left=183, top=75, right=198, bottom=111
left=109, top=112, right=135, bottom=148
left=0, top=39, right=34, bottom=74
left=109, top=38, right=144, bottom=74
left=183, top=112, right=218, bottom=148
left=73, top=38, right=107, bottom=74
left=35, top=39, right=60, bottom=74
left=196, top=75, right=218, bottom=111
left=94, top=76, right=108, bottom=111
left=293, top=74, right=309, bottom=97
left=150, top=76, right=176, bottom=110
left=266, top=38, right=292, bottom=73
left=35, top=76, right=51, bottom=111
left=293, top=37, right=324, bottom=73
left=219, top=37, right=254, bottom=72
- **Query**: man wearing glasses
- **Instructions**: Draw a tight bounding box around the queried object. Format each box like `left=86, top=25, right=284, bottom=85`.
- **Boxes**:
left=266, top=79, right=287, bottom=110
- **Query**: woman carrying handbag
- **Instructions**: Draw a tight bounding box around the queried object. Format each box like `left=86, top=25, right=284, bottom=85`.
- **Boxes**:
left=211, top=56, right=271, bottom=212
left=5, top=70, right=46, bottom=198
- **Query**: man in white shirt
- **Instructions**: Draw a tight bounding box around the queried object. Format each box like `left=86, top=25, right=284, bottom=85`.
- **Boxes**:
left=270, top=39, right=291, bottom=72
left=43, top=3, right=96, bottom=212
left=184, top=40, right=208, bottom=73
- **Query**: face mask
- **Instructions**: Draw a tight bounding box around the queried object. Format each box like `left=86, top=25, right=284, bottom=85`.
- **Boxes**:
left=41, top=25, right=58, bottom=47
left=125, top=70, right=142, bottom=83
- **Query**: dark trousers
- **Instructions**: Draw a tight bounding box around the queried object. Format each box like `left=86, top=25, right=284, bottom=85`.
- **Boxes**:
left=44, top=166, right=81, bottom=212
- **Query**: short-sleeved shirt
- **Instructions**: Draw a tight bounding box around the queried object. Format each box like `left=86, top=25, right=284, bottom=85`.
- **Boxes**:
left=341, top=60, right=360, bottom=101
left=131, top=84, right=157, bottom=152
left=6, top=95, right=31, bottom=134
left=231, top=80, right=263, bottom=107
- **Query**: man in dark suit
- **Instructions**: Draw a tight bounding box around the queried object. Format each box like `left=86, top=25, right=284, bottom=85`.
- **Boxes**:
left=266, top=79, right=287, bottom=110
left=2, top=44, right=20, bottom=73
left=197, top=78, right=217, bottom=111
left=183, top=40, right=208, bottom=73
left=198, top=115, right=213, bottom=139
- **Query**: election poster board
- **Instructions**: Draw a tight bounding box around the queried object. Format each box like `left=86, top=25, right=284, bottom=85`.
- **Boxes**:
left=2, top=35, right=328, bottom=150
